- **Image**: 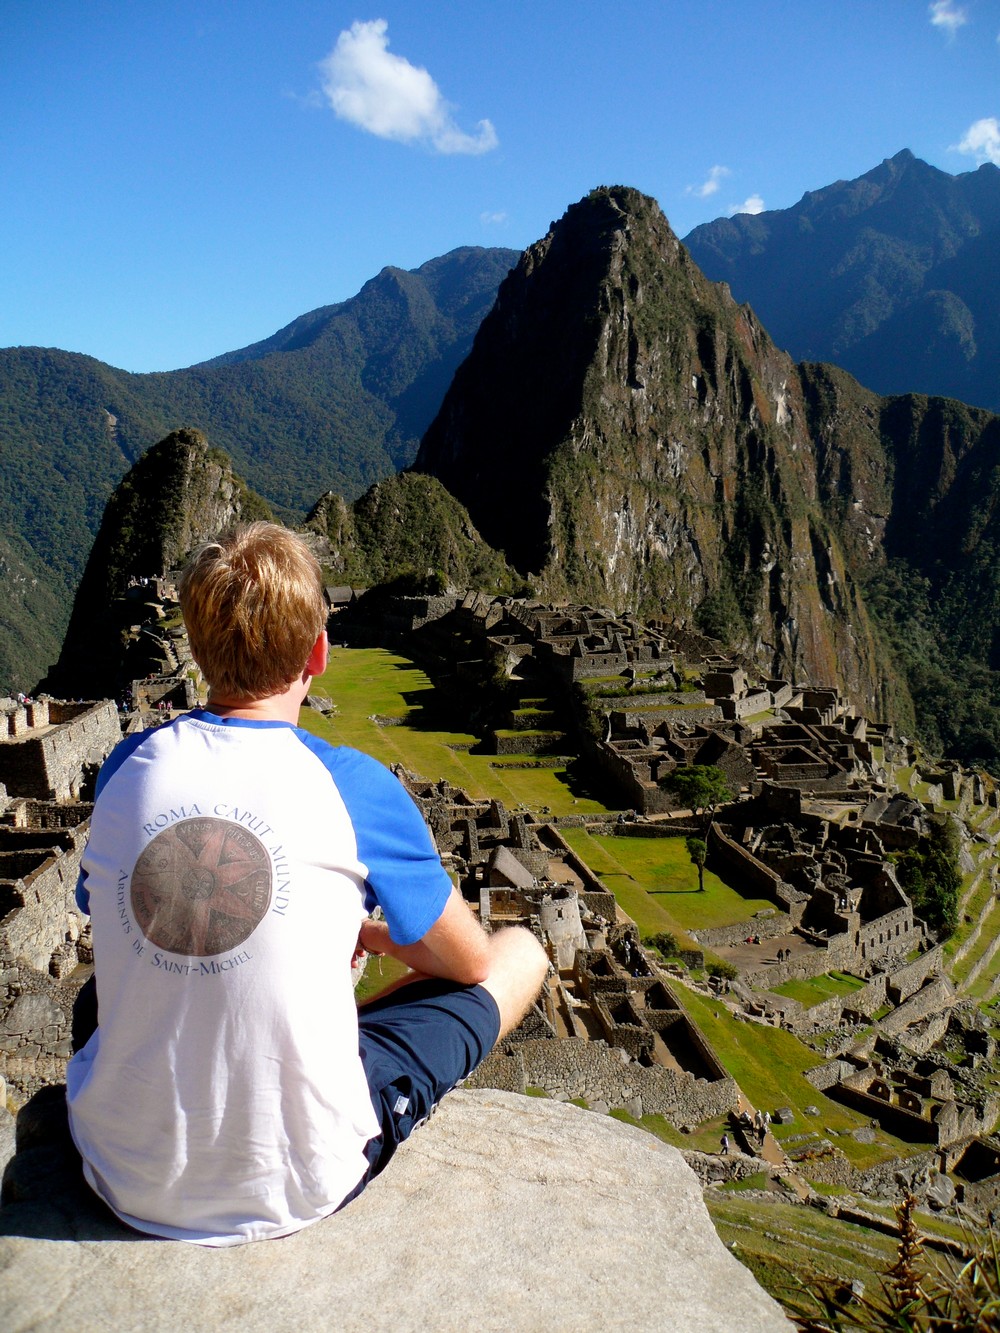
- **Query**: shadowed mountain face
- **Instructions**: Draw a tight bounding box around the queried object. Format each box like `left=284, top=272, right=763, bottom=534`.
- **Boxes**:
left=43, top=429, right=271, bottom=700
left=414, top=186, right=1000, bottom=754
left=0, top=247, right=518, bottom=690
left=416, top=187, right=891, bottom=708
left=684, top=150, right=1000, bottom=412
left=305, top=472, right=521, bottom=594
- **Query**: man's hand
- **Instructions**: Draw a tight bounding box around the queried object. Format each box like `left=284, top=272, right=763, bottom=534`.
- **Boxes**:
left=356, top=889, right=490, bottom=986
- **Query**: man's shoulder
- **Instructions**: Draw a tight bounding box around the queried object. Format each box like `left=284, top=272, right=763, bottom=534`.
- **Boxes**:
left=289, top=735, right=402, bottom=794
left=93, top=726, right=167, bottom=797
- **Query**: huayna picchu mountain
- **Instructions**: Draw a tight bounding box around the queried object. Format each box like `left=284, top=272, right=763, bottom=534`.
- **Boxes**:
left=416, top=186, right=890, bottom=710
left=413, top=186, right=1000, bottom=763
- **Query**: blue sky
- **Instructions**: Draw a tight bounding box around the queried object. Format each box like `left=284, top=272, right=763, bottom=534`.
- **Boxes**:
left=3, top=1, right=999, bottom=372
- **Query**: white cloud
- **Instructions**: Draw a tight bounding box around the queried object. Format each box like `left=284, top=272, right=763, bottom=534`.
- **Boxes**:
left=929, top=1, right=968, bottom=36
left=685, top=165, right=730, bottom=198
left=319, top=19, right=497, bottom=155
left=729, top=195, right=765, bottom=216
left=480, top=211, right=508, bottom=226
left=951, top=116, right=1000, bottom=164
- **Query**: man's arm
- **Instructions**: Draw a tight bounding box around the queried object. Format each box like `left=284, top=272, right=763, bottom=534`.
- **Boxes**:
left=357, top=887, right=490, bottom=986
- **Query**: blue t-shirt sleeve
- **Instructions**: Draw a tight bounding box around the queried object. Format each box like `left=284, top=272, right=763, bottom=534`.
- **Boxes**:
left=295, top=735, right=452, bottom=946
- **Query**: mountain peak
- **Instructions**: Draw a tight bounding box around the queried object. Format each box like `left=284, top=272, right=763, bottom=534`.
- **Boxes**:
left=416, top=186, right=889, bottom=705
left=684, top=149, right=1000, bottom=408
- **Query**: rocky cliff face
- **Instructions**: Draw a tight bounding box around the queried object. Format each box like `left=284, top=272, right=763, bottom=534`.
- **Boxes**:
left=45, top=429, right=271, bottom=699
left=416, top=187, right=890, bottom=707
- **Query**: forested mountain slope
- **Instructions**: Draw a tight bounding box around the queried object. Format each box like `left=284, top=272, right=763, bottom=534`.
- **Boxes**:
left=0, top=247, right=517, bottom=690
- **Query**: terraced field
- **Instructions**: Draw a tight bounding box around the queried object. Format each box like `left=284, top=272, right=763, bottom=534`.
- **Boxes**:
left=707, top=1191, right=900, bottom=1308
left=299, top=647, right=612, bottom=817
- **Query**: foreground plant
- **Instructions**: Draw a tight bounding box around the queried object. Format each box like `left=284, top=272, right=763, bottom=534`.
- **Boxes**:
left=787, top=1194, right=999, bottom=1331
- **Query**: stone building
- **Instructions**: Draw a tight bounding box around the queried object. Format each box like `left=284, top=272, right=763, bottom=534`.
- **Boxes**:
left=0, top=699, right=120, bottom=801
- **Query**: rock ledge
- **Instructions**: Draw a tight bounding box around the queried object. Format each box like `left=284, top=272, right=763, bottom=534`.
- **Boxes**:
left=0, top=1087, right=789, bottom=1331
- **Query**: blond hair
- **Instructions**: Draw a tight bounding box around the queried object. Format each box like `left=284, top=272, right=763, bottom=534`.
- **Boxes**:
left=179, top=523, right=325, bottom=700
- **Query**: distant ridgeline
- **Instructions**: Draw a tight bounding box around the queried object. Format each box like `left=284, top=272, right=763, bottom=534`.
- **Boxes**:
left=685, top=149, right=1000, bottom=414
left=10, top=165, right=1000, bottom=776
left=0, top=246, right=519, bottom=692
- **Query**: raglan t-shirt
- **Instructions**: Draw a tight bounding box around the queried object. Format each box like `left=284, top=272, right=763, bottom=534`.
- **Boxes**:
left=65, top=709, right=452, bottom=1246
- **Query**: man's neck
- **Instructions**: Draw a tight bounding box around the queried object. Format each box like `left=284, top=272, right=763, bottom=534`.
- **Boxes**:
left=205, top=682, right=307, bottom=726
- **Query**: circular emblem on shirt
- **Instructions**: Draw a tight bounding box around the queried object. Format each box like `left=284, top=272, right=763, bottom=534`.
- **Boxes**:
left=131, top=817, right=272, bottom=956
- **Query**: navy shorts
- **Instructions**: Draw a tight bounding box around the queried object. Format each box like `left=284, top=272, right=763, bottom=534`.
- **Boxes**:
left=337, top=978, right=501, bottom=1209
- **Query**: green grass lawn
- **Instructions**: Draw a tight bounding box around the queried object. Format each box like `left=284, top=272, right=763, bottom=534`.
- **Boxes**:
left=559, top=827, right=775, bottom=934
left=770, top=971, right=866, bottom=1008
left=353, top=953, right=411, bottom=1004
left=952, top=901, right=1000, bottom=986
left=670, top=983, right=910, bottom=1170
left=300, top=647, right=611, bottom=817
left=706, top=1191, right=902, bottom=1315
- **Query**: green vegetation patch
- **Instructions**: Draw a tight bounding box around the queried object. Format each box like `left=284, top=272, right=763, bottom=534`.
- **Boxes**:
left=353, top=953, right=411, bottom=1005
left=559, top=829, right=774, bottom=931
left=671, top=985, right=914, bottom=1170
left=721, top=1170, right=769, bottom=1192
left=770, top=971, right=866, bottom=1008
left=706, top=1191, right=900, bottom=1310
left=300, top=647, right=611, bottom=817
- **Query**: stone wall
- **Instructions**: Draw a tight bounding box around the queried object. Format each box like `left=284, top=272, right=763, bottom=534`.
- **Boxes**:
left=706, top=823, right=787, bottom=905
left=858, top=905, right=917, bottom=966
left=0, top=961, right=83, bottom=1101
left=590, top=745, right=671, bottom=814
left=695, top=913, right=790, bottom=950
left=718, top=690, right=771, bottom=721
left=877, top=978, right=955, bottom=1037
left=493, top=730, right=565, bottom=756
left=613, top=703, right=724, bottom=730
left=0, top=701, right=120, bottom=801
left=884, top=945, right=944, bottom=1004
left=829, top=1083, right=939, bottom=1143
left=514, top=1036, right=738, bottom=1126
left=0, top=826, right=89, bottom=973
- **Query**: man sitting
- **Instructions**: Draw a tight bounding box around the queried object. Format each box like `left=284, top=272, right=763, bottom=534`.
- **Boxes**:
left=67, top=522, right=547, bottom=1245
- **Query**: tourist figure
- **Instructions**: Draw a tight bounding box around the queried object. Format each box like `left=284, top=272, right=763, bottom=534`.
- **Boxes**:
left=720, top=1133, right=730, bottom=1156
left=66, top=522, right=547, bottom=1245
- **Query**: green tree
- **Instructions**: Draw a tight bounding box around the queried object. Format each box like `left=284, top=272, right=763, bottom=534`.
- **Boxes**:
left=896, top=814, right=961, bottom=937
left=686, top=837, right=708, bottom=891
left=660, top=765, right=733, bottom=822
left=707, top=960, right=738, bottom=982
left=644, top=931, right=678, bottom=958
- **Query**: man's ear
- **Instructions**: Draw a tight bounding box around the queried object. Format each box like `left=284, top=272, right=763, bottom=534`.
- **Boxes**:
left=305, top=630, right=329, bottom=680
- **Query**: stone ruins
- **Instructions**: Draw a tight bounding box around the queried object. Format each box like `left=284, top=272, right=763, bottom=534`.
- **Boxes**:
left=336, top=589, right=1000, bottom=1208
